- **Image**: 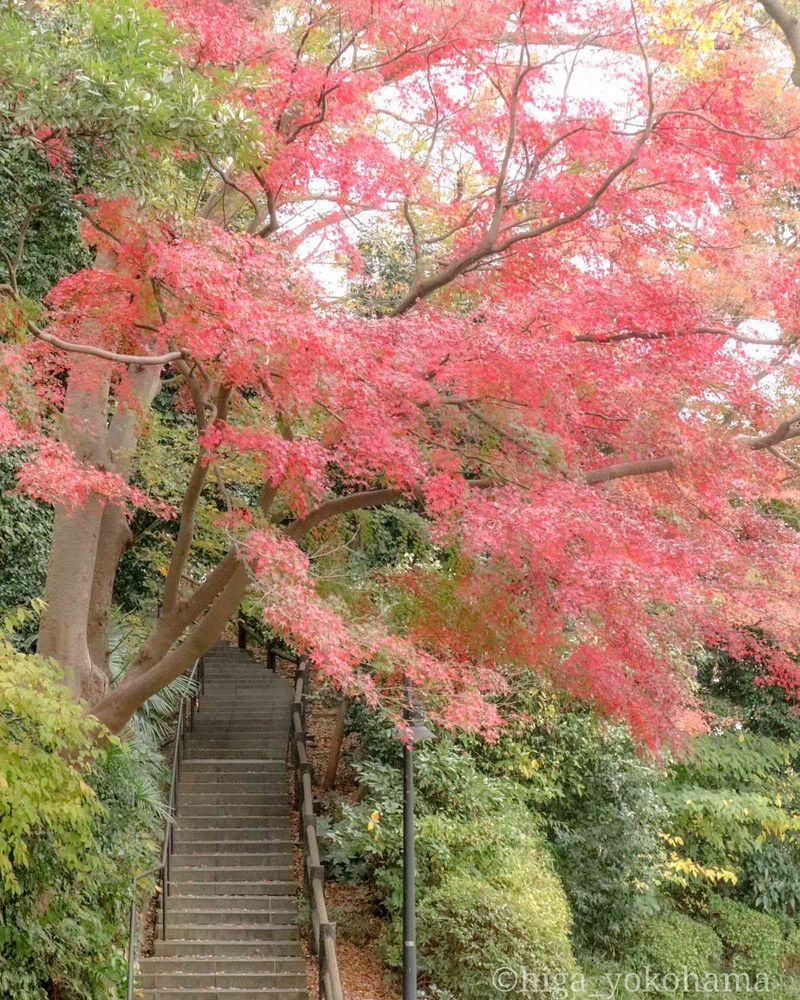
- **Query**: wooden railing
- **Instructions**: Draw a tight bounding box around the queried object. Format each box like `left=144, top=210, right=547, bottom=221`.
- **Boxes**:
left=279, top=649, right=344, bottom=1000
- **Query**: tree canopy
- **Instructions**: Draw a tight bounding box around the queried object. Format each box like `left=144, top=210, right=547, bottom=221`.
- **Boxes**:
left=3, top=0, right=800, bottom=747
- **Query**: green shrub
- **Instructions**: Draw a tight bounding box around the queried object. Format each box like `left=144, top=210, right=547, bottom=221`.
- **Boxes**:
left=460, top=688, right=664, bottom=953
left=707, top=896, right=785, bottom=976
left=741, top=840, right=800, bottom=919
left=322, top=734, right=578, bottom=991
left=0, top=643, right=162, bottom=999
left=783, top=925, right=800, bottom=980
left=418, top=852, right=577, bottom=998
left=0, top=453, right=53, bottom=637
left=628, top=911, right=723, bottom=985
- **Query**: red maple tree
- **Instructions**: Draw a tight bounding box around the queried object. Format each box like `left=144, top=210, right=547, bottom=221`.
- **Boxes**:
left=4, top=0, right=800, bottom=746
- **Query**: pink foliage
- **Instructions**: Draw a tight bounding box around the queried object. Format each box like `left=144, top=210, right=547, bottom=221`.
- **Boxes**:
left=6, top=0, right=800, bottom=742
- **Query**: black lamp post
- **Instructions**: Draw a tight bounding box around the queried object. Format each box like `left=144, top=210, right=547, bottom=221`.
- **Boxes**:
left=403, top=676, right=434, bottom=1000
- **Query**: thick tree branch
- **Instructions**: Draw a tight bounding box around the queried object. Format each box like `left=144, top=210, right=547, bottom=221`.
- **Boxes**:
left=34, top=328, right=185, bottom=365
left=161, top=383, right=231, bottom=613
left=285, top=478, right=495, bottom=540
left=761, top=0, right=800, bottom=86
left=584, top=457, right=677, bottom=484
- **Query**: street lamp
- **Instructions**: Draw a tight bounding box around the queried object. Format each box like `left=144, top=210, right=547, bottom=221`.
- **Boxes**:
left=403, top=676, right=434, bottom=1000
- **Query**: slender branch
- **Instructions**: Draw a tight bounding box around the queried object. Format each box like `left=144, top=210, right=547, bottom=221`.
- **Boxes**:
left=2, top=272, right=186, bottom=365
left=575, top=325, right=795, bottom=347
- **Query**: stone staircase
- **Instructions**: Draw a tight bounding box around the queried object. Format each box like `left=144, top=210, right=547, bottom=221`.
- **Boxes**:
left=137, top=642, right=308, bottom=1000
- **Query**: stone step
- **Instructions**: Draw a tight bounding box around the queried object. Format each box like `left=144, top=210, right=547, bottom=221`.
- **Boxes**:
left=199, top=684, right=286, bottom=691
left=177, top=801, right=287, bottom=814
left=178, top=786, right=289, bottom=810
left=189, top=725, right=285, bottom=733
left=141, top=957, right=304, bottom=975
left=201, top=671, right=271, bottom=677
left=186, top=733, right=288, bottom=757
left=192, top=718, right=288, bottom=724
left=194, top=695, right=285, bottom=703
left=164, top=924, right=299, bottom=942
left=170, top=855, right=294, bottom=882
left=205, top=648, right=255, bottom=656
left=190, top=725, right=289, bottom=732
left=155, top=941, right=301, bottom=958
left=169, top=879, right=297, bottom=896
left=178, top=780, right=285, bottom=793
left=171, top=866, right=295, bottom=883
left=189, top=720, right=287, bottom=727
left=189, top=720, right=287, bottom=729
left=181, top=762, right=284, bottom=776
left=181, top=767, right=285, bottom=780
left=192, top=725, right=289, bottom=731
left=177, top=805, right=287, bottom=819
left=202, top=662, right=262, bottom=668
left=183, top=755, right=285, bottom=765
left=197, top=700, right=285, bottom=706
left=167, top=895, right=297, bottom=913
left=200, top=673, right=271, bottom=679
left=187, top=735, right=285, bottom=745
left=174, top=826, right=292, bottom=842
left=178, top=793, right=286, bottom=806
left=198, top=681, right=285, bottom=689
left=174, top=839, right=292, bottom=854
left=139, top=974, right=307, bottom=991
left=178, top=787, right=286, bottom=799
left=185, top=750, right=286, bottom=761
left=177, top=816, right=291, bottom=830
left=199, top=684, right=281, bottom=691
left=172, top=856, right=293, bottom=873
left=164, top=909, right=298, bottom=927
left=137, top=989, right=307, bottom=1000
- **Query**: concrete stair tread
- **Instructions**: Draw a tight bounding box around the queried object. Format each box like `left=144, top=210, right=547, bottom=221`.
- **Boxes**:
left=181, top=757, right=278, bottom=764
left=137, top=991, right=307, bottom=999
left=170, top=879, right=295, bottom=896
left=165, top=923, right=299, bottom=933
left=140, top=959, right=304, bottom=970
left=137, top=992, right=307, bottom=999
left=155, top=943, right=301, bottom=956
left=138, top=972, right=306, bottom=985
left=172, top=861, right=294, bottom=868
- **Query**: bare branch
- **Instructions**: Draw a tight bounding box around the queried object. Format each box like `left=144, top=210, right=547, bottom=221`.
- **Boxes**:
left=575, top=325, right=795, bottom=347
left=584, top=457, right=676, bottom=484
left=33, top=327, right=186, bottom=365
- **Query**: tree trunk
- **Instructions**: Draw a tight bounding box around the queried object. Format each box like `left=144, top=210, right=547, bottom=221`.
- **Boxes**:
left=85, top=364, right=163, bottom=671
left=37, top=354, right=113, bottom=702
left=322, top=700, right=347, bottom=792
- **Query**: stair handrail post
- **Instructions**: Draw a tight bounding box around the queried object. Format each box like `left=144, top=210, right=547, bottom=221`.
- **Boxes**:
left=126, top=875, right=137, bottom=999
left=160, top=864, right=166, bottom=939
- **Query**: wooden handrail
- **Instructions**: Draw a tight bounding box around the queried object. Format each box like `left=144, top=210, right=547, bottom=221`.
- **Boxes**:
left=282, top=651, right=345, bottom=1000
